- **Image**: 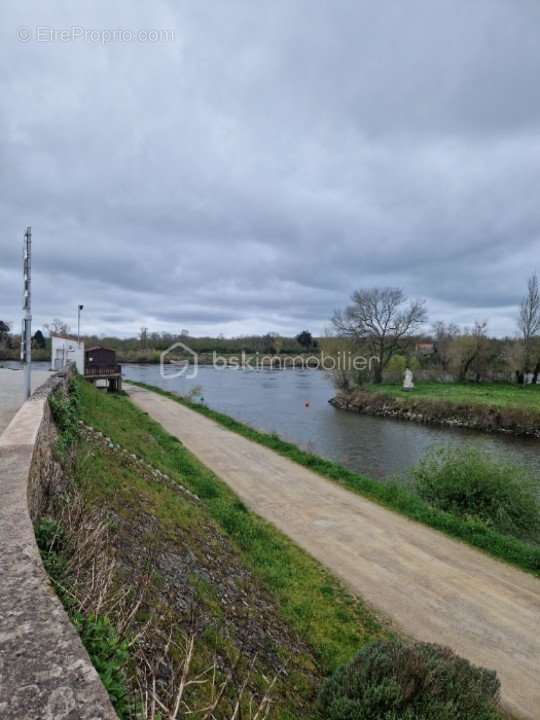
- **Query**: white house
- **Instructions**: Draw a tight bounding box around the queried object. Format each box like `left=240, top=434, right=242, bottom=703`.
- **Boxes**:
left=50, top=334, right=85, bottom=374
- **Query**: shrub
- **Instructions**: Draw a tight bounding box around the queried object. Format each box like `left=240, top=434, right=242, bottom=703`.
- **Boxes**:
left=318, top=639, right=500, bottom=720
left=410, top=447, right=540, bottom=541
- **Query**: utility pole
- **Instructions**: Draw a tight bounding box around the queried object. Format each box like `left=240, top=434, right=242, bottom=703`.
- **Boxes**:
left=21, top=226, right=32, bottom=400
left=77, top=304, right=84, bottom=345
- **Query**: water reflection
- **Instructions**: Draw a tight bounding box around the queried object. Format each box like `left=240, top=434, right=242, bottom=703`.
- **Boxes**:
left=122, top=364, right=540, bottom=482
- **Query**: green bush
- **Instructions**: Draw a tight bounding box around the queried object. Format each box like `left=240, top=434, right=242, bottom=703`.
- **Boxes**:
left=411, top=447, right=540, bottom=541
left=318, top=639, right=500, bottom=720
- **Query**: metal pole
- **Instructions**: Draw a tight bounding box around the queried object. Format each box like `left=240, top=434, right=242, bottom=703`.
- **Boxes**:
left=22, top=226, right=32, bottom=400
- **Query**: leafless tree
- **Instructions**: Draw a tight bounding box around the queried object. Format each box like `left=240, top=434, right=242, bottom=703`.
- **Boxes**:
left=518, top=273, right=540, bottom=380
left=431, top=321, right=461, bottom=371
left=45, top=318, right=71, bottom=336
left=332, top=287, right=427, bottom=383
left=139, top=326, right=149, bottom=349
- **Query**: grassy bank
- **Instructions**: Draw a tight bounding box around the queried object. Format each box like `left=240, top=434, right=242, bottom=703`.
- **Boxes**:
left=129, top=381, right=540, bottom=577
left=75, top=379, right=384, bottom=709
left=367, top=381, right=540, bottom=411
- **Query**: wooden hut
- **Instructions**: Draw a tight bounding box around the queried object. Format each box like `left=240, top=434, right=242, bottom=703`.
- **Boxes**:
left=84, top=346, right=122, bottom=392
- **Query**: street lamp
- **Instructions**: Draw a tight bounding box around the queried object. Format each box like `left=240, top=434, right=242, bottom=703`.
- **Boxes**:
left=77, top=304, right=84, bottom=345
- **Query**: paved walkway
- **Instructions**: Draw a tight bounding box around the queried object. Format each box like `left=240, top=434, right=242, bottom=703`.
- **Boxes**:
left=0, top=367, right=50, bottom=436
left=126, top=384, right=540, bottom=720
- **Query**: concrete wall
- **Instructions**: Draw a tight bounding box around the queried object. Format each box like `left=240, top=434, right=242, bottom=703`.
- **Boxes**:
left=0, top=369, right=118, bottom=719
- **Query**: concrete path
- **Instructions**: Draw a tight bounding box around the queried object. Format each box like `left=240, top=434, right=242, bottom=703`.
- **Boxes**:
left=0, top=367, right=50, bottom=436
left=126, top=384, right=540, bottom=720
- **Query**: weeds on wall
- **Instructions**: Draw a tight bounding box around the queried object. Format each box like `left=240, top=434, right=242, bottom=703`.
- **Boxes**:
left=48, top=378, right=81, bottom=454
left=35, top=489, right=280, bottom=719
left=35, top=516, right=132, bottom=716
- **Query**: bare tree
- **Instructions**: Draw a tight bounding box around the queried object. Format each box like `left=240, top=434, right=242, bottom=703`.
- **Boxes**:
left=139, top=326, right=149, bottom=349
left=518, top=273, right=540, bottom=381
left=431, top=321, right=460, bottom=371
left=332, top=287, right=427, bottom=383
left=45, top=318, right=71, bottom=336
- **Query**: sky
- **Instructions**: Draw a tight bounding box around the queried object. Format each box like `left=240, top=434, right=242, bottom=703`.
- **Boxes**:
left=2, top=1, right=540, bottom=339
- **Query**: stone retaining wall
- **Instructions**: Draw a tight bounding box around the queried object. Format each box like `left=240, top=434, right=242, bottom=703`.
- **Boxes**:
left=0, top=369, right=118, bottom=719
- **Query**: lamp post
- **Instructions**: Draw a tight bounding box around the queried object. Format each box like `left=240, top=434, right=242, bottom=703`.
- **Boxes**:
left=77, top=304, right=84, bottom=345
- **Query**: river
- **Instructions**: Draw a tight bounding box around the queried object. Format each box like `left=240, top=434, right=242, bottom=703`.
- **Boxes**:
left=121, top=364, right=540, bottom=482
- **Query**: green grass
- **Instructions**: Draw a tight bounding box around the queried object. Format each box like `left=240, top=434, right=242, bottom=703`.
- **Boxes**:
left=366, top=381, right=540, bottom=411
left=77, top=378, right=383, bottom=676
left=127, top=381, right=540, bottom=577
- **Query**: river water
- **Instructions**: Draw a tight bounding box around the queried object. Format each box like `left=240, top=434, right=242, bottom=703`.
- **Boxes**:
left=121, top=364, right=540, bottom=482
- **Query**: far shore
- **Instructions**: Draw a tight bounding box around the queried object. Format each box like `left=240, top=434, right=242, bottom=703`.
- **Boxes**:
left=331, top=382, right=540, bottom=439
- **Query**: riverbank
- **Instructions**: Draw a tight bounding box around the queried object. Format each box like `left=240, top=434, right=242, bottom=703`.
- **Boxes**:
left=129, top=381, right=540, bottom=577
left=330, top=383, right=540, bottom=438
left=125, top=382, right=540, bottom=720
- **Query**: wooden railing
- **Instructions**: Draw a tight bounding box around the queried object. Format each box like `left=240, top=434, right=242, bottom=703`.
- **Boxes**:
left=84, top=365, right=122, bottom=378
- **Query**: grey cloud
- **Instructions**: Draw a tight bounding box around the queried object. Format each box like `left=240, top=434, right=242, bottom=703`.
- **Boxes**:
left=1, top=0, right=540, bottom=338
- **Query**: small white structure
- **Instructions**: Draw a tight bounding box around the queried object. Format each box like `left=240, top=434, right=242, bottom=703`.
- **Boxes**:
left=402, top=367, right=415, bottom=391
left=50, top=334, right=85, bottom=375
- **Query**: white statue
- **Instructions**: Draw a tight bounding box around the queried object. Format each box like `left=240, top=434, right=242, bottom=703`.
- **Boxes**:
left=403, top=367, right=415, bottom=391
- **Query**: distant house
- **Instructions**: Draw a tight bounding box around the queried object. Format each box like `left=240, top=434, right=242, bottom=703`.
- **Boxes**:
left=50, top=334, right=84, bottom=374
left=415, top=341, right=435, bottom=356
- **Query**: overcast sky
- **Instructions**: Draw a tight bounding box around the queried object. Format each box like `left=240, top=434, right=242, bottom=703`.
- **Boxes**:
left=2, top=1, right=540, bottom=338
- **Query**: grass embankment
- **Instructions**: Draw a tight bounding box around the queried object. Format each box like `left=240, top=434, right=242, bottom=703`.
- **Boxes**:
left=129, top=381, right=540, bottom=577
left=367, top=381, right=540, bottom=411
left=74, top=378, right=384, bottom=717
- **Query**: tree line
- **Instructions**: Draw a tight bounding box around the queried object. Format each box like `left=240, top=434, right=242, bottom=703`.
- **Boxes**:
left=329, top=274, right=540, bottom=386
left=2, top=275, right=539, bottom=385
left=0, top=319, right=319, bottom=362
